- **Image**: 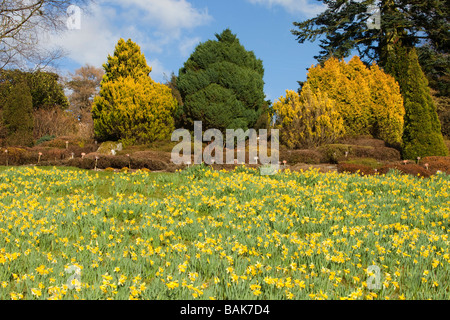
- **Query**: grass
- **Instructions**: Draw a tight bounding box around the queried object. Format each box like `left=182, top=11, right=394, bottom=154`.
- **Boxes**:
left=340, top=158, right=383, bottom=169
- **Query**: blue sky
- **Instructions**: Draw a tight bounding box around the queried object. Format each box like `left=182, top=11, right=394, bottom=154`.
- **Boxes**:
left=48, top=0, right=327, bottom=102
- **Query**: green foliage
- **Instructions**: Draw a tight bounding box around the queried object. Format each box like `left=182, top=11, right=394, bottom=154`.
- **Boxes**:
left=0, top=69, right=69, bottom=110
left=418, top=44, right=450, bottom=138
left=341, top=158, right=383, bottom=169
left=273, top=83, right=345, bottom=149
left=177, top=29, right=265, bottom=132
left=291, top=0, right=449, bottom=66
left=35, top=135, right=56, bottom=145
left=92, top=39, right=177, bottom=145
left=385, top=46, right=448, bottom=159
left=318, top=144, right=351, bottom=164
left=2, top=79, right=34, bottom=146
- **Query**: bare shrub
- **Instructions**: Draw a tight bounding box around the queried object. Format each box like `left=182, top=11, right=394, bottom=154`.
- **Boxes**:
left=33, top=108, right=78, bottom=140
left=77, top=110, right=95, bottom=140
left=337, top=163, right=375, bottom=176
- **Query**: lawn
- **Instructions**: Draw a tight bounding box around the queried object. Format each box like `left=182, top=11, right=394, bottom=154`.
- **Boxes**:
left=0, top=165, right=449, bottom=300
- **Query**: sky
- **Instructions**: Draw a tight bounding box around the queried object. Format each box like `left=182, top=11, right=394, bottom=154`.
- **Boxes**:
left=46, top=0, right=328, bottom=102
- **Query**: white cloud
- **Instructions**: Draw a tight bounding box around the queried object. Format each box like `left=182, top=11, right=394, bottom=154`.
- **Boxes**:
left=42, top=3, right=122, bottom=68
left=147, top=58, right=171, bottom=83
left=179, top=36, right=201, bottom=57
left=111, top=0, right=212, bottom=34
left=41, top=0, right=212, bottom=80
left=247, top=0, right=326, bottom=17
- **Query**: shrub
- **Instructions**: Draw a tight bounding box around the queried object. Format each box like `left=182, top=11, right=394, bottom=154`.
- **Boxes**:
left=304, top=56, right=405, bottom=145
left=0, top=147, right=35, bottom=165
left=421, top=156, right=450, bottom=174
left=440, top=110, right=450, bottom=139
left=130, top=157, right=167, bottom=171
left=378, top=164, right=431, bottom=178
left=65, top=158, right=95, bottom=170
left=274, top=84, right=345, bottom=149
left=351, top=146, right=401, bottom=161
left=337, top=136, right=386, bottom=148
left=340, top=158, right=383, bottom=169
left=318, top=144, right=351, bottom=164
left=337, top=163, right=375, bottom=176
left=177, top=29, right=265, bottom=132
left=35, top=135, right=55, bottom=145
left=84, top=153, right=131, bottom=169
left=280, top=149, right=322, bottom=165
left=33, top=108, right=78, bottom=140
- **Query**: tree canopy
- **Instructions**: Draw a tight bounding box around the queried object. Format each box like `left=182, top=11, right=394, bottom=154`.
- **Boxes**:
left=1, top=78, right=34, bottom=146
left=303, top=56, right=405, bottom=146
left=92, top=38, right=177, bottom=145
left=177, top=29, right=266, bottom=132
left=291, top=0, right=448, bottom=66
left=65, top=64, right=104, bottom=120
left=0, top=69, right=69, bottom=110
left=385, top=45, right=448, bottom=158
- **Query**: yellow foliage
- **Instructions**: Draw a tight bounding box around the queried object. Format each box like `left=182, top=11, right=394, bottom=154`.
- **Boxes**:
left=92, top=39, right=177, bottom=145
left=93, top=75, right=176, bottom=145
left=367, top=63, right=405, bottom=146
left=273, top=83, right=345, bottom=149
left=305, top=56, right=404, bottom=145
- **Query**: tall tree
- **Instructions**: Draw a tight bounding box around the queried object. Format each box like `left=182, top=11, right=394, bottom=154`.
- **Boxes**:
left=177, top=29, right=266, bottom=132
left=92, top=38, right=177, bottom=145
left=2, top=78, right=34, bottom=146
left=66, top=64, right=104, bottom=120
left=385, top=45, right=448, bottom=158
left=292, top=0, right=449, bottom=152
left=0, top=0, right=92, bottom=71
left=291, top=0, right=449, bottom=67
left=417, top=43, right=450, bottom=137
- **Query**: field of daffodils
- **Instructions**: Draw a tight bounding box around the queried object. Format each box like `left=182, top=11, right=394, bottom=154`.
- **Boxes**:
left=0, top=165, right=448, bottom=300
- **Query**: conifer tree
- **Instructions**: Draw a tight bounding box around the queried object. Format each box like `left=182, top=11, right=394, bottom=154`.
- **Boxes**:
left=177, top=29, right=265, bottom=132
left=92, top=39, right=177, bottom=145
left=385, top=45, right=448, bottom=158
left=2, top=79, right=34, bottom=146
left=304, top=56, right=405, bottom=145
left=273, top=83, right=345, bottom=148
left=291, top=0, right=448, bottom=67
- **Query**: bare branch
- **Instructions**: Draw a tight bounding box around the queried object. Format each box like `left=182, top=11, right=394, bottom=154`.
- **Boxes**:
left=0, top=0, right=92, bottom=71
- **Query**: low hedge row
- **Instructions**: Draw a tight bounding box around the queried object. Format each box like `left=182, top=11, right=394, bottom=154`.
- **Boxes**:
left=337, top=162, right=435, bottom=178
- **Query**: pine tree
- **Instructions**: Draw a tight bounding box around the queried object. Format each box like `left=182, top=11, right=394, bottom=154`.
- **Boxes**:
left=385, top=46, right=448, bottom=158
left=291, top=0, right=449, bottom=67
left=177, top=29, right=265, bottom=132
left=2, top=79, right=34, bottom=146
left=92, top=39, right=177, bottom=145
